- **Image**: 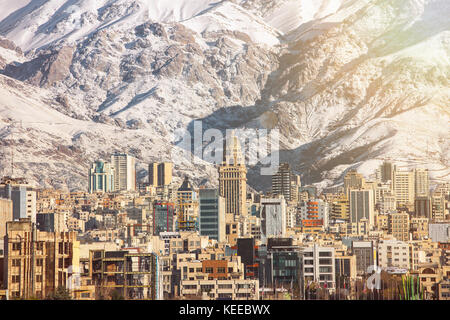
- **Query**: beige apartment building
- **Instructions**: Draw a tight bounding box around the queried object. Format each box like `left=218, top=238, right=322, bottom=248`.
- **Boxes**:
left=389, top=212, right=410, bottom=242
left=180, top=278, right=259, bottom=300
left=410, top=217, right=429, bottom=240
left=3, top=219, right=79, bottom=299
left=377, top=239, right=410, bottom=270
left=344, top=170, right=366, bottom=195
left=393, top=170, right=415, bottom=207
left=414, top=168, right=429, bottom=197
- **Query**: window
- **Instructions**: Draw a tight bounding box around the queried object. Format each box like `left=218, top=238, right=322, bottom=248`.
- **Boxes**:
left=81, top=292, right=90, bottom=298
left=184, top=285, right=197, bottom=290
left=205, top=267, right=213, bottom=273
left=319, top=251, right=331, bottom=257
left=217, top=267, right=226, bottom=274
left=36, top=259, right=43, bottom=267
left=200, top=284, right=214, bottom=291
left=319, top=259, right=332, bottom=265
left=36, top=275, right=43, bottom=283
left=12, top=243, right=21, bottom=251
left=12, top=275, right=20, bottom=283
left=319, top=266, right=332, bottom=273
left=12, top=259, right=21, bottom=267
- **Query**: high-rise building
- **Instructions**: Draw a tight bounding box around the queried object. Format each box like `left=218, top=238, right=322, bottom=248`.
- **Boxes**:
left=378, top=161, right=396, bottom=183
left=302, top=244, right=336, bottom=290
left=88, top=160, right=115, bottom=193
left=375, top=182, right=392, bottom=206
left=389, top=212, right=410, bottom=242
left=414, top=168, right=429, bottom=197
left=393, top=170, right=415, bottom=207
left=199, top=189, right=225, bottom=242
left=298, top=198, right=330, bottom=228
left=260, top=197, right=286, bottom=243
left=344, top=170, right=365, bottom=195
left=0, top=198, right=12, bottom=239
left=176, top=176, right=198, bottom=231
left=111, top=153, right=136, bottom=191
left=218, top=134, right=247, bottom=217
left=431, top=193, right=446, bottom=222
left=414, top=196, right=432, bottom=218
left=379, top=193, right=396, bottom=213
left=148, top=162, right=173, bottom=186
left=349, top=189, right=374, bottom=226
left=153, top=202, right=175, bottom=235
left=4, top=219, right=79, bottom=299
left=330, top=194, right=349, bottom=221
left=271, top=163, right=300, bottom=202
left=352, top=241, right=374, bottom=276
left=265, top=238, right=302, bottom=290
left=8, top=186, right=36, bottom=223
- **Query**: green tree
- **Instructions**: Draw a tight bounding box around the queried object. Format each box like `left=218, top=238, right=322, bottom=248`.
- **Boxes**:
left=110, top=289, right=124, bottom=300
left=47, top=286, right=72, bottom=300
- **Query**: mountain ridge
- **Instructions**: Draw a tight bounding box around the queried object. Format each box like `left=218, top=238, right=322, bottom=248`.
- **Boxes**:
left=0, top=0, right=448, bottom=191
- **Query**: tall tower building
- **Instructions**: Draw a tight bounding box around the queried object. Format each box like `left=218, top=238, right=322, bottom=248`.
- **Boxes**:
left=148, top=162, right=173, bottom=186
left=199, top=188, right=225, bottom=242
left=414, top=168, right=429, bottom=197
left=379, top=161, right=396, bottom=183
left=111, top=153, right=136, bottom=191
left=344, top=170, right=366, bottom=195
left=218, top=133, right=247, bottom=217
left=271, top=163, right=301, bottom=202
left=176, top=176, right=198, bottom=231
left=349, top=189, right=374, bottom=226
left=88, top=160, right=115, bottom=193
left=330, top=194, right=350, bottom=221
left=414, top=196, right=432, bottom=218
left=393, top=170, right=415, bottom=207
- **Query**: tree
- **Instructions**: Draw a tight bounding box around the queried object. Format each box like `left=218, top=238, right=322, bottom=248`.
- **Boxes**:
left=110, top=289, right=124, bottom=300
left=47, top=286, right=72, bottom=300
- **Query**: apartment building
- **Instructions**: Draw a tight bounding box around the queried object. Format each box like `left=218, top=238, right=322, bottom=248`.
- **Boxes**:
left=389, top=212, right=410, bottom=242
left=90, top=249, right=159, bottom=300
left=180, top=278, right=259, bottom=300
left=3, top=219, right=79, bottom=299
left=377, top=239, right=410, bottom=270
left=302, top=244, right=336, bottom=290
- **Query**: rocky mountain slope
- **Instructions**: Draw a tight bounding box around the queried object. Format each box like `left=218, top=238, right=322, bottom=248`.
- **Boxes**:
left=0, top=0, right=448, bottom=191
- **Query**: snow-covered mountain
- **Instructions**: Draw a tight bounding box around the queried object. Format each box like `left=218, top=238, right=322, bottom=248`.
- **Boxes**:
left=0, top=0, right=448, bottom=191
